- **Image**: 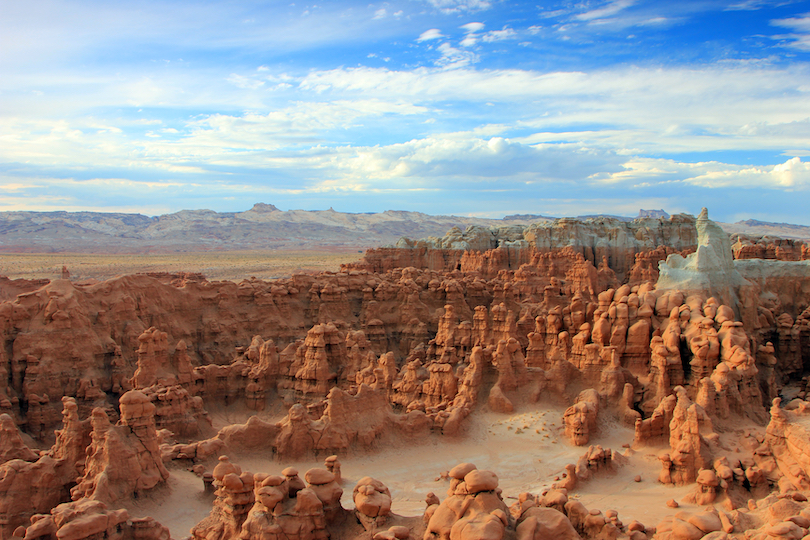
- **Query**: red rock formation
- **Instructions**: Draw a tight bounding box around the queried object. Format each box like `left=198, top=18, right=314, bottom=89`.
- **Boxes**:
left=0, top=209, right=809, bottom=537
left=0, top=414, right=38, bottom=464
left=194, top=458, right=356, bottom=540
left=424, top=464, right=511, bottom=540
left=0, top=397, right=92, bottom=537
left=354, top=215, right=699, bottom=280
left=658, top=387, right=714, bottom=486
left=732, top=236, right=809, bottom=261
left=563, top=389, right=600, bottom=446
left=71, top=390, right=169, bottom=504
left=21, top=498, right=170, bottom=540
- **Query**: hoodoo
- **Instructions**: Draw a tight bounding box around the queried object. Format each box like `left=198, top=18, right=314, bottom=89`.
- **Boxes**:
left=2, top=210, right=810, bottom=540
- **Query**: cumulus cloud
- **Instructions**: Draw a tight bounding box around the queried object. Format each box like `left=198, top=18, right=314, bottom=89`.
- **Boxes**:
left=685, top=157, right=810, bottom=189
left=330, top=137, right=625, bottom=185
left=589, top=156, right=810, bottom=190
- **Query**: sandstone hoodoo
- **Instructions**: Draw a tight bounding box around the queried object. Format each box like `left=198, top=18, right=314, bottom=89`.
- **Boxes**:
left=1, top=208, right=810, bottom=540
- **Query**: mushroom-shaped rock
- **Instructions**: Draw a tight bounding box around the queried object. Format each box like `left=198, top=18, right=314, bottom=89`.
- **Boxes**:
left=212, top=456, right=241, bottom=482
left=261, top=475, right=285, bottom=487
left=353, top=477, right=392, bottom=518
left=464, top=470, right=499, bottom=493
left=449, top=463, right=478, bottom=480
left=222, top=473, right=244, bottom=491
left=282, top=467, right=306, bottom=498
left=304, top=468, right=335, bottom=486
left=303, top=468, right=342, bottom=520
left=118, top=390, right=154, bottom=420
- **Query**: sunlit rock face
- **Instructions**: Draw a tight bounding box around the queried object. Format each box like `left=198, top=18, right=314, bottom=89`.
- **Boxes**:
left=657, top=207, right=810, bottom=329
left=657, top=208, right=750, bottom=315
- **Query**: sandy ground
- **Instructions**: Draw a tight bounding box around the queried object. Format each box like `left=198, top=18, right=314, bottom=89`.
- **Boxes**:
left=0, top=250, right=364, bottom=282
left=122, top=401, right=699, bottom=539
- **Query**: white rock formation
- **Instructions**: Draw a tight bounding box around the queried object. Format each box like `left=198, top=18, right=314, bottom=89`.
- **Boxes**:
left=657, top=208, right=750, bottom=313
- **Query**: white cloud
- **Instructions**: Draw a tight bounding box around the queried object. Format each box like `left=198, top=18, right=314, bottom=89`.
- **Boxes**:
left=771, top=14, right=810, bottom=31
left=435, top=43, right=479, bottom=68
left=373, top=8, right=387, bottom=19
left=326, top=137, right=626, bottom=188
left=726, top=0, right=777, bottom=10
left=539, top=9, right=571, bottom=19
left=227, top=74, right=265, bottom=89
left=574, top=0, right=637, bottom=21
left=0, top=182, right=39, bottom=192
left=771, top=14, right=810, bottom=50
left=482, top=27, right=517, bottom=42
left=0, top=99, right=432, bottom=175
left=638, top=17, right=669, bottom=26
left=299, top=63, right=810, bottom=155
left=417, top=28, right=444, bottom=41
left=461, top=22, right=485, bottom=33
left=589, top=156, right=810, bottom=190
left=685, top=156, right=810, bottom=189
left=424, top=0, right=492, bottom=14
left=459, top=22, right=485, bottom=46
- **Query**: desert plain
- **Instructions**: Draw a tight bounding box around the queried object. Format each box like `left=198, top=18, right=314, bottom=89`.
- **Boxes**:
left=0, top=250, right=363, bottom=283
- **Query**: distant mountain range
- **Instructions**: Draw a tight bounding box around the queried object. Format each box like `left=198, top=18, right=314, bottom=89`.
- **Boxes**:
left=0, top=204, right=806, bottom=253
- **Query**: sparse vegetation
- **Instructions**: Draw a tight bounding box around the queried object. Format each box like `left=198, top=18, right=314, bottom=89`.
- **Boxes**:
left=0, top=250, right=364, bottom=282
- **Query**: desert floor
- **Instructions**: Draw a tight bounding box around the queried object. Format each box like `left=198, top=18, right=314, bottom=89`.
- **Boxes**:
left=122, top=401, right=715, bottom=539
left=0, top=249, right=365, bottom=282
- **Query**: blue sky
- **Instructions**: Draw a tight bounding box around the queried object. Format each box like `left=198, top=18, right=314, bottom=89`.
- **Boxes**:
left=2, top=0, right=810, bottom=223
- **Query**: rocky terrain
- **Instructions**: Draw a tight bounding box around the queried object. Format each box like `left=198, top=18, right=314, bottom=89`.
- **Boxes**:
left=1, top=204, right=808, bottom=254
left=1, top=208, right=810, bottom=540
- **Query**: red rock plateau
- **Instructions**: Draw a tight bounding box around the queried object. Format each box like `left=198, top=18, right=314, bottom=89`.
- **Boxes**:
left=1, top=208, right=810, bottom=540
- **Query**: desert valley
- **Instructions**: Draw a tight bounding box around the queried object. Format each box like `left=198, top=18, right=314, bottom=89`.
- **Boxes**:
left=1, top=207, right=810, bottom=540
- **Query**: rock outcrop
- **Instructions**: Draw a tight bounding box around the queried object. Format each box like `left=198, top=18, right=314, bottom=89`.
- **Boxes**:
left=0, top=207, right=809, bottom=540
